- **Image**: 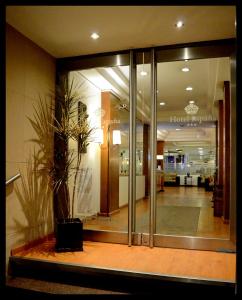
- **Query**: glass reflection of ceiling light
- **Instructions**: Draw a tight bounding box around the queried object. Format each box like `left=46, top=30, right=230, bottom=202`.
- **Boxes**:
left=159, top=102, right=166, bottom=106
left=186, top=86, right=193, bottom=91
left=175, top=128, right=181, bottom=131
left=175, top=21, right=184, bottom=28
left=184, top=100, right=199, bottom=115
left=113, top=130, right=121, bottom=145
left=198, top=147, right=203, bottom=150
left=91, top=32, right=100, bottom=40
left=157, top=155, right=164, bottom=160
left=182, top=67, right=190, bottom=72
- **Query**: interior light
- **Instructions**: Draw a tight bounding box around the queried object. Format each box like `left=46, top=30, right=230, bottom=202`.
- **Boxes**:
left=140, top=70, right=147, bottom=76
left=91, top=32, right=100, bottom=40
left=159, top=102, right=166, bottom=106
left=106, top=68, right=126, bottom=87
left=186, top=86, right=193, bottom=91
left=182, top=67, right=190, bottom=72
left=113, top=130, right=121, bottom=145
left=175, top=21, right=184, bottom=28
left=198, top=147, right=203, bottom=150
left=189, top=100, right=195, bottom=104
left=157, top=155, right=164, bottom=160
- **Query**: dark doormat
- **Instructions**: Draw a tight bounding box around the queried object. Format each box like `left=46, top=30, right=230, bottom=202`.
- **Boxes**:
left=137, top=206, right=201, bottom=236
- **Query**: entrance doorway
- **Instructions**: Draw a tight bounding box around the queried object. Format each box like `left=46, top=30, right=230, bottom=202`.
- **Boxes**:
left=58, top=40, right=236, bottom=251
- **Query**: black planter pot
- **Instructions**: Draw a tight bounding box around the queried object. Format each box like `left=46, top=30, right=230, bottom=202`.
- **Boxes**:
left=55, top=218, right=83, bottom=252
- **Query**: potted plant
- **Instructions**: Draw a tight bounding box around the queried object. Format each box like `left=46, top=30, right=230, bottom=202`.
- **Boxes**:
left=49, top=75, right=95, bottom=252
left=29, top=74, right=94, bottom=252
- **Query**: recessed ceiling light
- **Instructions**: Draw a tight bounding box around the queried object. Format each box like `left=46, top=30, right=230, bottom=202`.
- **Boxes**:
left=175, top=128, right=181, bottom=131
left=140, top=70, right=147, bottom=76
left=182, top=67, right=190, bottom=72
left=159, top=102, right=166, bottom=106
left=186, top=86, right=193, bottom=91
left=189, top=100, right=195, bottom=104
left=175, top=21, right=184, bottom=28
left=91, top=32, right=100, bottom=40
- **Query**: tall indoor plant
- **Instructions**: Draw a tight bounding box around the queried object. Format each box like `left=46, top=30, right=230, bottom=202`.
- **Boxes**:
left=50, top=74, right=95, bottom=251
left=29, top=74, right=94, bottom=251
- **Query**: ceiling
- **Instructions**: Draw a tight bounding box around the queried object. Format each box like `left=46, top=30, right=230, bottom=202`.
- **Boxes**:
left=6, top=6, right=236, bottom=58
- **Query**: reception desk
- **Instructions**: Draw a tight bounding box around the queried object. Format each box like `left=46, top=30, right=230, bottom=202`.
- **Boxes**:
left=178, top=175, right=200, bottom=186
left=119, top=175, right=145, bottom=207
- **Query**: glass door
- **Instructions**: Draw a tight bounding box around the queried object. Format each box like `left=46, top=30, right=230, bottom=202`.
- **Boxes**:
left=132, top=44, right=236, bottom=251
left=66, top=53, right=131, bottom=244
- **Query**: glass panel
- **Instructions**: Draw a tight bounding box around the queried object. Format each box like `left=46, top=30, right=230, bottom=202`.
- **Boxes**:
left=68, top=64, right=129, bottom=232
left=155, top=57, right=230, bottom=239
left=135, top=53, right=151, bottom=234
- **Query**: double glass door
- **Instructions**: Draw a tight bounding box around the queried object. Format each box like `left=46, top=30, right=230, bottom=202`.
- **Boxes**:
left=67, top=43, right=236, bottom=251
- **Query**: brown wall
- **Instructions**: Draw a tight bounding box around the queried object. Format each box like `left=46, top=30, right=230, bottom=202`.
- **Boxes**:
left=6, top=24, right=56, bottom=269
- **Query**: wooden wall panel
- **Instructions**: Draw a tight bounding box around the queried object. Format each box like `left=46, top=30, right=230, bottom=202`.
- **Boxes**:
left=99, top=92, right=120, bottom=216
left=223, top=81, right=230, bottom=222
left=157, top=141, right=164, bottom=192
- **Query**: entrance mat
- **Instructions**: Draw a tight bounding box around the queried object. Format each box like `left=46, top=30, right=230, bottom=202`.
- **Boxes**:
left=137, top=206, right=201, bottom=236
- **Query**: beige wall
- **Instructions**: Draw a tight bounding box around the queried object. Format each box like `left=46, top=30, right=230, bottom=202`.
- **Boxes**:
left=6, top=24, right=56, bottom=269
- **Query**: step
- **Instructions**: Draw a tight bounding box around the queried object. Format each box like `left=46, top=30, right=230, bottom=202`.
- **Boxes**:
left=8, top=256, right=236, bottom=295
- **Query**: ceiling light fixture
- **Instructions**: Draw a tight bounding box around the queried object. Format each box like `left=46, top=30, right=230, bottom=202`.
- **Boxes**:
left=182, top=67, right=190, bottom=72
left=189, top=100, right=195, bottom=104
left=91, top=32, right=100, bottom=40
left=175, top=128, right=181, bottom=131
left=175, top=21, right=184, bottom=28
left=159, top=102, right=166, bottom=106
left=186, top=86, right=193, bottom=91
left=184, top=100, right=199, bottom=115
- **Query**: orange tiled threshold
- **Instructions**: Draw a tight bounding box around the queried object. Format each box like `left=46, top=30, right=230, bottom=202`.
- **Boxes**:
left=11, top=239, right=236, bottom=283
